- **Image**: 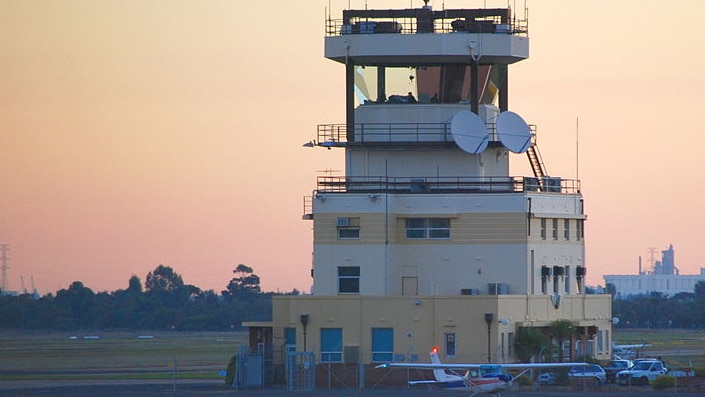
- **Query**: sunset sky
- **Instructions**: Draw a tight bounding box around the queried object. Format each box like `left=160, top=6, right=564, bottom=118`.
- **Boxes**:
left=1, top=0, right=704, bottom=295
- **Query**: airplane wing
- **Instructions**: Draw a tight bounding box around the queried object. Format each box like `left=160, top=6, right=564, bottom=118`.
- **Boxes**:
left=615, top=343, right=651, bottom=349
left=376, top=362, right=587, bottom=370
left=376, top=362, right=482, bottom=370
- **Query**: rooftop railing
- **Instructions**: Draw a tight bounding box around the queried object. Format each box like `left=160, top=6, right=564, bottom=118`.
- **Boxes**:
left=326, top=8, right=528, bottom=36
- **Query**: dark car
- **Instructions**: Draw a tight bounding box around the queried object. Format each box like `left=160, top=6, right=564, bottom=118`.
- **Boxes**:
left=604, top=359, right=633, bottom=383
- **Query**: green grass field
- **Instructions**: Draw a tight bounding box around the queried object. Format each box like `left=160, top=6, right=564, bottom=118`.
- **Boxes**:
left=0, top=331, right=247, bottom=380
left=613, top=329, right=705, bottom=370
left=1, top=329, right=703, bottom=381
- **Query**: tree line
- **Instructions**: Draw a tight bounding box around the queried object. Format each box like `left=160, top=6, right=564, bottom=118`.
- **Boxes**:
left=610, top=281, right=705, bottom=329
left=2, top=269, right=704, bottom=331
left=0, top=264, right=299, bottom=331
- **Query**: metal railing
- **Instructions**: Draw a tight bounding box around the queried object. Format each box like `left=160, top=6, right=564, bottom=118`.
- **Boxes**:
left=326, top=17, right=528, bottom=36
left=317, top=122, right=536, bottom=146
left=315, top=176, right=580, bottom=195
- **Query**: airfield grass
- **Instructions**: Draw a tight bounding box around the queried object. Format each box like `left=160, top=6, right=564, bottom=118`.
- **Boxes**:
left=0, top=331, right=247, bottom=381
left=612, top=328, right=705, bottom=370
left=1, top=329, right=704, bottom=382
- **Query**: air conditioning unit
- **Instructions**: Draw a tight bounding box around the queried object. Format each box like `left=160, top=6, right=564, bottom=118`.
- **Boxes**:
left=336, top=217, right=350, bottom=227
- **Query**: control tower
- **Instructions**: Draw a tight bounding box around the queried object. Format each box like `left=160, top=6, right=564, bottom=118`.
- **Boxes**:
left=307, top=4, right=585, bottom=298
left=246, top=3, right=611, bottom=385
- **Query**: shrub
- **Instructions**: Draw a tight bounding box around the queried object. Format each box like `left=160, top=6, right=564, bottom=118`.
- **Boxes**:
left=225, top=354, right=236, bottom=385
left=516, top=375, right=533, bottom=386
left=651, top=375, right=675, bottom=390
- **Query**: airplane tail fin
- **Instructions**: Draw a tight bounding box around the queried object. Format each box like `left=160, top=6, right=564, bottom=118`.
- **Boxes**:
left=429, top=348, right=448, bottom=382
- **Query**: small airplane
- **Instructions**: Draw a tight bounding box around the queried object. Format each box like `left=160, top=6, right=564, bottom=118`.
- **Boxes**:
left=376, top=347, right=586, bottom=397
left=612, top=341, right=651, bottom=359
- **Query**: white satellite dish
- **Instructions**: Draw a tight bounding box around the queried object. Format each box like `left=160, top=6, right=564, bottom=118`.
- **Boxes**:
left=450, top=110, right=488, bottom=154
left=496, top=111, right=531, bottom=153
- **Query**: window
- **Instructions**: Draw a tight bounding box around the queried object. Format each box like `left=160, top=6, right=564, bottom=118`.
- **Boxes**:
left=552, top=218, right=558, bottom=240
left=337, top=217, right=360, bottom=239
left=320, top=328, right=343, bottom=363
left=576, top=219, right=583, bottom=241
left=564, top=266, right=570, bottom=294
left=597, top=330, right=604, bottom=353
left=445, top=333, right=456, bottom=357
left=507, top=332, right=514, bottom=358
left=285, top=327, right=296, bottom=346
left=564, top=219, right=570, bottom=240
left=338, top=266, right=360, bottom=294
left=540, top=218, right=547, bottom=240
left=541, top=265, right=550, bottom=294
left=405, top=218, right=450, bottom=239
left=371, top=328, right=394, bottom=362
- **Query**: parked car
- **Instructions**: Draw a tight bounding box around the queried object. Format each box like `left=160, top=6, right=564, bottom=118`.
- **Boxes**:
left=604, top=359, right=633, bottom=383
left=568, top=364, right=607, bottom=384
left=616, top=359, right=667, bottom=385
left=538, top=372, right=556, bottom=384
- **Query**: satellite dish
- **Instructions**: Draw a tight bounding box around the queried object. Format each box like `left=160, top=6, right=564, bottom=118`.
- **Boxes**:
left=496, top=111, right=531, bottom=153
left=450, top=110, right=488, bottom=154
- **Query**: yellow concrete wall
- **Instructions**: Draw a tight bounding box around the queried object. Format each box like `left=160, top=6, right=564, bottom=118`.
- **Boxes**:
left=271, top=294, right=612, bottom=364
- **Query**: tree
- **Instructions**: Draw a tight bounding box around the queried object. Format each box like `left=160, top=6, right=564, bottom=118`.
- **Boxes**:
left=550, top=319, right=574, bottom=362
left=55, top=281, right=96, bottom=329
left=606, top=283, right=617, bottom=298
left=145, top=265, right=184, bottom=293
left=223, top=264, right=261, bottom=299
left=127, top=275, right=142, bottom=294
left=695, top=280, right=705, bottom=299
left=514, top=327, right=550, bottom=363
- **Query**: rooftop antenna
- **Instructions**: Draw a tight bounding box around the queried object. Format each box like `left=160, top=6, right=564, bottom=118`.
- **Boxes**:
left=0, top=244, right=9, bottom=292
left=576, top=116, right=579, bottom=180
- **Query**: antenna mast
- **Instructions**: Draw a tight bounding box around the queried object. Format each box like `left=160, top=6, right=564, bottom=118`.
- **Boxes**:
left=0, top=244, right=9, bottom=292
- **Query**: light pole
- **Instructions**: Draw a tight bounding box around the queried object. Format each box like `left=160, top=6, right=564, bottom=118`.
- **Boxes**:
left=300, top=314, right=309, bottom=352
left=484, top=312, right=494, bottom=363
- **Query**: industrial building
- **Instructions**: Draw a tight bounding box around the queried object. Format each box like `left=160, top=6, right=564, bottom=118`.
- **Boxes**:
left=605, top=245, right=705, bottom=298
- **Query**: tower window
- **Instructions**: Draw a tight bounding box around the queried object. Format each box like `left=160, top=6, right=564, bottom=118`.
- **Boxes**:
left=337, top=217, right=360, bottom=239
left=338, top=266, right=360, bottom=294
left=564, top=219, right=570, bottom=240
left=552, top=218, right=558, bottom=240
left=405, top=218, right=450, bottom=239
left=577, top=219, right=584, bottom=241
left=540, top=218, right=547, bottom=240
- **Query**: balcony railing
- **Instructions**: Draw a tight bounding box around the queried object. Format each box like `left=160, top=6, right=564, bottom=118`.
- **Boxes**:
left=315, top=176, right=580, bottom=194
left=317, top=123, right=536, bottom=146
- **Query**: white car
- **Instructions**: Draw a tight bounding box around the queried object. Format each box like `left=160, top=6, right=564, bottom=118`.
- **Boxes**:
left=616, top=360, right=667, bottom=385
left=568, top=364, right=607, bottom=384
left=538, top=372, right=556, bottom=384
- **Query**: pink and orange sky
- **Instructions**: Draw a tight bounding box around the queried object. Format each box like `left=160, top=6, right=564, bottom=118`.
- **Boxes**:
left=1, top=0, right=704, bottom=295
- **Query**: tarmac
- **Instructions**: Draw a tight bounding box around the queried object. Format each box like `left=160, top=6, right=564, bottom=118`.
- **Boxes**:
left=0, top=379, right=703, bottom=397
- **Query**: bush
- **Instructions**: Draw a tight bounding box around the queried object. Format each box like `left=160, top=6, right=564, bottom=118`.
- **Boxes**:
left=516, top=375, right=533, bottom=386
left=651, top=375, right=676, bottom=390
left=224, top=354, right=236, bottom=385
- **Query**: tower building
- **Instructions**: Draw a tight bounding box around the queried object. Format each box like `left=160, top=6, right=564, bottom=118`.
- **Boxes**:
left=245, top=2, right=612, bottom=388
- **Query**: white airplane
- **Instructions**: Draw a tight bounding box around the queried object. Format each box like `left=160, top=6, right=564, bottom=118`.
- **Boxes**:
left=612, top=341, right=651, bottom=359
left=376, top=347, right=586, bottom=397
